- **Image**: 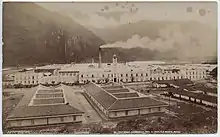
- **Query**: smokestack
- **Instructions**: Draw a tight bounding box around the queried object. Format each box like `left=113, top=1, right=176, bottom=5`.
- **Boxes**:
left=98, top=47, right=102, bottom=68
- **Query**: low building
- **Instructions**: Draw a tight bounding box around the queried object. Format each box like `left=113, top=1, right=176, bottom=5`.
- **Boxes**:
left=167, top=88, right=217, bottom=107
left=6, top=84, right=84, bottom=128
left=83, top=82, right=168, bottom=119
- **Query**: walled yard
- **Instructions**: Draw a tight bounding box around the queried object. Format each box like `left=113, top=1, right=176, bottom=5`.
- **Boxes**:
left=122, top=84, right=218, bottom=134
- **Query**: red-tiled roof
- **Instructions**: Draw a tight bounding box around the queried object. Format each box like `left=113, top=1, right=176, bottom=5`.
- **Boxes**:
left=102, top=85, right=124, bottom=89
left=84, top=83, right=168, bottom=111
left=84, top=83, right=117, bottom=110
left=154, top=79, right=193, bottom=86
left=179, top=84, right=217, bottom=93
left=8, top=104, right=83, bottom=119
left=7, top=85, right=83, bottom=120
left=169, top=88, right=217, bottom=104
left=112, top=92, right=139, bottom=98
left=33, top=98, right=65, bottom=105
left=35, top=93, right=63, bottom=98
left=105, top=88, right=130, bottom=94
left=109, top=97, right=168, bottom=111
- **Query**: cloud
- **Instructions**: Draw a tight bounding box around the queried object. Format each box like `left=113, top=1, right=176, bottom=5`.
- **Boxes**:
left=100, top=24, right=217, bottom=60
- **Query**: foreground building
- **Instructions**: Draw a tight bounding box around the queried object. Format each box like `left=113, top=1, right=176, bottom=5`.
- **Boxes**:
left=167, top=88, right=217, bottom=107
left=83, top=82, right=168, bottom=118
left=6, top=85, right=84, bottom=128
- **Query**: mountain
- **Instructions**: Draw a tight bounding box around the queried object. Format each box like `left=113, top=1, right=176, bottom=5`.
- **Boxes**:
left=90, top=20, right=217, bottom=62
left=90, top=20, right=216, bottom=43
left=3, top=2, right=105, bottom=66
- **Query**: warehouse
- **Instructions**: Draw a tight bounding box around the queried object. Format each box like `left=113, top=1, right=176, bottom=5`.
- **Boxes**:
left=152, top=79, right=194, bottom=88
left=7, top=84, right=84, bottom=128
left=167, top=88, right=217, bottom=107
left=83, top=82, right=168, bottom=119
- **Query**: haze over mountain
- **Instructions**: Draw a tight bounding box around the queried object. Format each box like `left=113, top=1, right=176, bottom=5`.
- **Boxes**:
left=3, top=2, right=217, bottom=67
left=94, top=20, right=217, bottom=62
left=3, top=2, right=105, bottom=66
left=38, top=2, right=217, bottom=63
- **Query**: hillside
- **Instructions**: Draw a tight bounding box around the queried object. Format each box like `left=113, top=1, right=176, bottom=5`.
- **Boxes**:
left=90, top=20, right=217, bottom=62
left=3, top=2, right=105, bottom=66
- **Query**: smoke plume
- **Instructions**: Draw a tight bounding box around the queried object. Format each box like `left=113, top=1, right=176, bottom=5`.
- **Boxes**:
left=100, top=24, right=217, bottom=61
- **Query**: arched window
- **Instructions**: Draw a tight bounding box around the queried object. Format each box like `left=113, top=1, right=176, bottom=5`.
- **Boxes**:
left=121, top=74, right=123, bottom=77
left=81, top=75, right=83, bottom=78
left=92, top=74, right=94, bottom=78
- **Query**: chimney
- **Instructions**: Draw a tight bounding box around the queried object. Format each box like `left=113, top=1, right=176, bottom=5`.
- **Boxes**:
left=98, top=47, right=102, bottom=68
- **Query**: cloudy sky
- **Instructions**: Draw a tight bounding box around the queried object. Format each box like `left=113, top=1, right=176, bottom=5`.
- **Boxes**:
left=38, top=2, right=217, bottom=28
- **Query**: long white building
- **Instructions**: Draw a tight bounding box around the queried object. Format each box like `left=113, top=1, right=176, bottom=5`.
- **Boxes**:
left=8, top=54, right=216, bottom=86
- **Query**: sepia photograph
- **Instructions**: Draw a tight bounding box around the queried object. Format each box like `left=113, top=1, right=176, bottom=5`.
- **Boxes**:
left=2, top=0, right=218, bottom=135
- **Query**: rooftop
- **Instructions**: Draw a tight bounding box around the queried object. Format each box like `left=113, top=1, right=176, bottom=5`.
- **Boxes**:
left=169, top=88, right=217, bottom=104
left=84, top=82, right=168, bottom=111
left=108, top=97, right=168, bottom=111
left=7, top=84, right=84, bottom=120
left=112, top=92, right=139, bottom=98
left=153, top=79, right=194, bottom=86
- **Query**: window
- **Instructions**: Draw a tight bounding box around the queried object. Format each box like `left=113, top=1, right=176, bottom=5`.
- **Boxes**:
left=125, top=110, right=128, bottom=116
left=126, top=74, right=128, bottom=77
left=32, top=76, right=34, bottom=79
left=114, top=112, right=117, bottom=116
left=18, top=121, right=22, bottom=126
left=81, top=75, right=83, bottom=78
left=141, top=74, right=143, bottom=76
left=158, top=107, right=161, bottom=111
left=131, top=74, right=133, bottom=77
left=149, top=108, right=151, bottom=113
left=103, top=74, right=104, bottom=77
left=32, top=81, right=34, bottom=84
left=136, top=74, right=138, bottom=76
left=73, top=116, right=76, bottom=121
left=31, top=119, right=35, bottom=125
left=60, top=117, right=64, bottom=122
left=111, top=74, right=113, bottom=77
left=92, top=74, right=94, bottom=78
left=146, top=73, right=148, bottom=76
left=121, top=74, right=123, bottom=77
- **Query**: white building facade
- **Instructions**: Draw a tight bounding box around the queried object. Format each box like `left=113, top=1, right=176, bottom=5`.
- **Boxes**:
left=10, top=55, right=215, bottom=86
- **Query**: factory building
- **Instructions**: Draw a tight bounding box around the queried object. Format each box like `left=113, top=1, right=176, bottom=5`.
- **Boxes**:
left=9, top=54, right=215, bottom=86
left=83, top=82, right=168, bottom=118
left=6, top=85, right=84, bottom=128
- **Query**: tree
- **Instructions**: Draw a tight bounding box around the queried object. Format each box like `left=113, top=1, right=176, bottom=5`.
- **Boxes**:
left=105, top=78, right=109, bottom=83
left=210, top=67, right=217, bottom=79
